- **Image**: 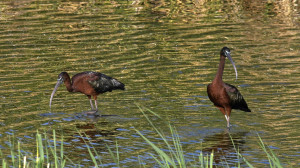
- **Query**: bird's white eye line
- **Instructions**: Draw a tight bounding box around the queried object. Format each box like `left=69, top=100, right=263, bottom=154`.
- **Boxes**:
left=225, top=50, right=230, bottom=55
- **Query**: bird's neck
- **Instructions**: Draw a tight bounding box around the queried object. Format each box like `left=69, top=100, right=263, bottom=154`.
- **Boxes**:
left=214, top=55, right=225, bottom=83
left=63, top=75, right=74, bottom=92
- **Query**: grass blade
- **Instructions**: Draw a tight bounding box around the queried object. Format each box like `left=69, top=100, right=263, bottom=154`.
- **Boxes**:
left=77, top=131, right=100, bottom=168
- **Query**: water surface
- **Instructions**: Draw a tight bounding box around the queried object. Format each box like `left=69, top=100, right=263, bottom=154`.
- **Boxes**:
left=0, top=0, right=299, bottom=167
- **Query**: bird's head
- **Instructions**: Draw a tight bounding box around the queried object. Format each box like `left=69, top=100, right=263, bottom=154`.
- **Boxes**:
left=57, top=72, right=68, bottom=84
left=50, top=72, right=69, bottom=110
left=220, top=47, right=231, bottom=58
left=220, top=47, right=238, bottom=80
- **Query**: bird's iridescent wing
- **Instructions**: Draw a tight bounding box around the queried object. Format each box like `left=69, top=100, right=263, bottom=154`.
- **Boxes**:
left=88, top=72, right=125, bottom=93
left=224, top=83, right=251, bottom=112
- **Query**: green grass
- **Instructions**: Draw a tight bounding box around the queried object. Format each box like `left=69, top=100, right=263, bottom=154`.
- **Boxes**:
left=134, top=105, right=283, bottom=168
left=1, top=130, right=67, bottom=168
left=0, top=107, right=284, bottom=168
left=135, top=106, right=214, bottom=168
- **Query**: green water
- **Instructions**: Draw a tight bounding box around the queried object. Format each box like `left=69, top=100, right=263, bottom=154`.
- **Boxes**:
left=0, top=0, right=299, bottom=167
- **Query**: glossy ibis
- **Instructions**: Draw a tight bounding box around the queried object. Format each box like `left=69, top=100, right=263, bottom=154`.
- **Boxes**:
left=207, top=47, right=251, bottom=128
left=50, top=71, right=125, bottom=114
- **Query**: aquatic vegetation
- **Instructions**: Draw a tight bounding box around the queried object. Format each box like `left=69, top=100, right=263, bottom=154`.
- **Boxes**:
left=1, top=130, right=67, bottom=168
left=0, top=108, right=283, bottom=168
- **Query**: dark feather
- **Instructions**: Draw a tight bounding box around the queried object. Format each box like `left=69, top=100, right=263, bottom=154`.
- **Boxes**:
left=224, top=83, right=251, bottom=112
left=78, top=71, right=124, bottom=93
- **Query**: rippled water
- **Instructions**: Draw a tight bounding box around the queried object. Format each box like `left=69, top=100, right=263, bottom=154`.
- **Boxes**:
left=0, top=0, right=299, bottom=167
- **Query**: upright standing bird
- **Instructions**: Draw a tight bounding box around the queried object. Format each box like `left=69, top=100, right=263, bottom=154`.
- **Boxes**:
left=207, top=47, right=251, bottom=128
left=49, top=71, right=125, bottom=115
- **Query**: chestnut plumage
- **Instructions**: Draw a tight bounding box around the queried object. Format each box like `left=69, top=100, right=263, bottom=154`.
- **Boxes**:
left=50, top=71, right=125, bottom=114
left=207, top=47, right=250, bottom=128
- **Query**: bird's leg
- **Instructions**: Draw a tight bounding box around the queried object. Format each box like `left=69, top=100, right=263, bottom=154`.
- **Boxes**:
left=219, top=107, right=231, bottom=128
left=224, top=115, right=230, bottom=128
left=94, top=96, right=99, bottom=113
left=94, top=100, right=98, bottom=112
left=88, top=95, right=95, bottom=110
left=225, top=107, right=231, bottom=128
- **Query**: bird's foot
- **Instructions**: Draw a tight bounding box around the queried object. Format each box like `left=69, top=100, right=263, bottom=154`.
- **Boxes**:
left=226, top=123, right=233, bottom=131
left=94, top=109, right=101, bottom=117
left=226, top=125, right=231, bottom=130
left=85, top=110, right=100, bottom=116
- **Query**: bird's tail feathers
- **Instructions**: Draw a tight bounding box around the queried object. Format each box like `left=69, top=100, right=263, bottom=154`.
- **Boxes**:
left=112, top=79, right=125, bottom=90
left=240, top=107, right=251, bottom=112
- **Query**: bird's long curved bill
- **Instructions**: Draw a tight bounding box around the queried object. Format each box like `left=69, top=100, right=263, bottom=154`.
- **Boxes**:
left=227, top=55, right=238, bottom=80
left=49, top=80, right=62, bottom=109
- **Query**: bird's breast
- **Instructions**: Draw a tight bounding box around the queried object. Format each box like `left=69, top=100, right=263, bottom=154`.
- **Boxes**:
left=207, top=83, right=230, bottom=106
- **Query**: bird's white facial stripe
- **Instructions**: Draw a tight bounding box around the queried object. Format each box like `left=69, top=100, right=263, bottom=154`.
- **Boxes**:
left=225, top=50, right=230, bottom=56
left=57, top=77, right=64, bottom=83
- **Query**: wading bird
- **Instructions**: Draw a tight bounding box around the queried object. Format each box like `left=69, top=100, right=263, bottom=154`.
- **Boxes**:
left=207, top=47, right=251, bottom=128
left=50, top=71, right=125, bottom=115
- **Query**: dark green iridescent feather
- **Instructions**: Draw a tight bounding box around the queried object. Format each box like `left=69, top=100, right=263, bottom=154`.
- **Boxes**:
left=87, top=72, right=125, bottom=93
left=224, top=83, right=251, bottom=112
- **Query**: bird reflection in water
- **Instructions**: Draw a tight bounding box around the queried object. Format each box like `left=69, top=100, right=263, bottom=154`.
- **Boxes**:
left=201, top=130, right=248, bottom=166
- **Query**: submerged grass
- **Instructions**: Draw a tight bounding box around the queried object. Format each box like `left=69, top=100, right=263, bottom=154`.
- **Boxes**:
left=0, top=107, right=284, bottom=167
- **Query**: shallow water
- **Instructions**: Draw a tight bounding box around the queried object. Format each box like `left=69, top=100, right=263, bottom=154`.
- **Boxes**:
left=0, top=0, right=300, bottom=167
